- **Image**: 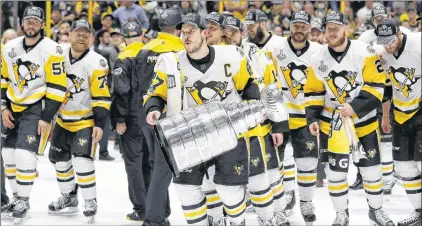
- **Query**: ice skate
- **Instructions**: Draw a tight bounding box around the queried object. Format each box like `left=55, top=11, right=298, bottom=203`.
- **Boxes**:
left=300, top=201, right=316, bottom=225
left=383, top=180, right=395, bottom=195
left=284, top=190, right=296, bottom=217
left=1, top=193, right=17, bottom=221
left=332, top=210, right=349, bottom=226
left=12, top=197, right=30, bottom=225
left=83, top=199, right=97, bottom=224
left=48, top=186, right=79, bottom=215
left=274, top=211, right=290, bottom=226
left=245, top=195, right=255, bottom=213
left=257, top=216, right=276, bottom=226
left=397, top=209, right=421, bottom=226
left=368, top=207, right=394, bottom=226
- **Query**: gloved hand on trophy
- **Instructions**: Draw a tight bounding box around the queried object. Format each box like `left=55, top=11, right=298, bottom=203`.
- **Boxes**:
left=153, top=83, right=289, bottom=177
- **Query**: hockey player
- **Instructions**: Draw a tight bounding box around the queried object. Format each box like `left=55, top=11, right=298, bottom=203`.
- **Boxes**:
left=271, top=11, right=322, bottom=225
left=144, top=13, right=259, bottom=226
left=304, top=11, right=394, bottom=226
left=0, top=6, right=67, bottom=223
left=205, top=12, right=226, bottom=45
left=309, top=19, right=325, bottom=45
left=375, top=19, right=421, bottom=226
left=47, top=19, right=111, bottom=224
left=355, top=5, right=411, bottom=193
left=225, top=15, right=290, bottom=226
left=245, top=9, right=294, bottom=217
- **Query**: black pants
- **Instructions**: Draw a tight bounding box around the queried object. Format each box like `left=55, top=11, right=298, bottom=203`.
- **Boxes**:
left=143, top=124, right=171, bottom=222
left=99, top=116, right=112, bottom=156
left=1, top=157, right=9, bottom=205
left=121, top=121, right=152, bottom=215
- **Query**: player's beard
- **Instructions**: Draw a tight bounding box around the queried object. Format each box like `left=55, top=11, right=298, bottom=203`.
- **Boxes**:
left=292, top=30, right=309, bottom=43
left=186, top=36, right=205, bottom=54
left=327, top=31, right=346, bottom=48
left=24, top=27, right=42, bottom=38
left=385, top=37, right=402, bottom=55
left=249, top=26, right=265, bottom=45
left=71, top=41, right=89, bottom=53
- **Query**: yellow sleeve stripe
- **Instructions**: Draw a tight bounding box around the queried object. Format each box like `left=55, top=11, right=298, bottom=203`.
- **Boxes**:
left=60, top=109, right=93, bottom=117
left=286, top=102, right=305, bottom=111
left=363, top=55, right=387, bottom=84
left=92, top=101, right=111, bottom=110
left=362, top=85, right=383, bottom=102
left=304, top=99, right=324, bottom=107
left=46, top=93, right=65, bottom=102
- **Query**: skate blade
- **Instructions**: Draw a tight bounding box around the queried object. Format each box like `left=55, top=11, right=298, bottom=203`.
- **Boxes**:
left=305, top=222, right=313, bottom=226
left=48, top=207, right=79, bottom=215
left=369, top=219, right=379, bottom=226
left=86, top=216, right=95, bottom=224
left=13, top=216, right=31, bottom=225
left=285, top=209, right=295, bottom=217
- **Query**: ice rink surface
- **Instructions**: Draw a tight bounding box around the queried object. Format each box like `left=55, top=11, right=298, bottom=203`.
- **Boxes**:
left=1, top=142, right=412, bottom=225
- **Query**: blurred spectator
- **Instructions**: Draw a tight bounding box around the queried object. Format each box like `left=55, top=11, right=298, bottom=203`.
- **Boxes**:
left=356, top=0, right=382, bottom=23
left=304, top=1, right=315, bottom=18
left=97, top=30, right=111, bottom=50
left=273, top=25, right=283, bottom=36
left=400, top=7, right=420, bottom=32
left=401, top=20, right=411, bottom=30
left=249, top=1, right=274, bottom=21
left=51, top=6, right=62, bottom=39
left=54, top=1, right=76, bottom=22
left=224, top=0, right=248, bottom=20
left=112, top=1, right=149, bottom=29
left=99, top=12, right=114, bottom=32
left=344, top=6, right=358, bottom=38
left=1, top=29, right=17, bottom=44
left=58, top=32, right=70, bottom=44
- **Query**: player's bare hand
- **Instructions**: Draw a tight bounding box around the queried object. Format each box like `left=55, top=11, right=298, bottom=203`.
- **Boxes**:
left=309, top=122, right=319, bottom=136
left=339, top=103, right=355, bottom=117
left=271, top=133, right=283, bottom=147
left=146, top=111, right=161, bottom=126
left=92, top=127, right=103, bottom=143
left=116, top=122, right=126, bottom=135
left=37, top=120, right=50, bottom=135
left=2, top=109, right=14, bottom=129
left=381, top=115, right=391, bottom=134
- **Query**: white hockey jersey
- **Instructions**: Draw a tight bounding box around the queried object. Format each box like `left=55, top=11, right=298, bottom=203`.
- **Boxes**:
left=57, top=44, right=111, bottom=132
left=1, top=36, right=67, bottom=113
left=304, top=40, right=386, bottom=138
left=277, top=38, right=322, bottom=130
left=378, top=34, right=421, bottom=124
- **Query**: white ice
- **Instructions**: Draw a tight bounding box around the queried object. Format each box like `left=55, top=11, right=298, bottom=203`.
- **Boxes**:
left=1, top=142, right=412, bottom=225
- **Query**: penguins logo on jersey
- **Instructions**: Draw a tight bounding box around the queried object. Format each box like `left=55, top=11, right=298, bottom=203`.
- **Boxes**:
left=388, top=67, right=420, bottom=98
left=12, top=59, right=41, bottom=92
left=234, top=164, right=245, bottom=176
left=281, top=62, right=308, bottom=98
left=251, top=157, right=260, bottom=167
left=64, top=74, right=86, bottom=104
left=186, top=81, right=232, bottom=104
left=325, top=70, right=360, bottom=103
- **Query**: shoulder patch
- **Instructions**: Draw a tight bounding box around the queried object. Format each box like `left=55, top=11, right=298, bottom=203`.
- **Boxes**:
left=56, top=46, right=63, bottom=54
left=114, top=67, right=123, bottom=75
left=100, top=59, right=108, bottom=68
left=367, top=46, right=375, bottom=54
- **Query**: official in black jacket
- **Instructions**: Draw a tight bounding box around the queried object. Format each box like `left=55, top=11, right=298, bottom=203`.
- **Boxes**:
left=110, top=22, right=152, bottom=221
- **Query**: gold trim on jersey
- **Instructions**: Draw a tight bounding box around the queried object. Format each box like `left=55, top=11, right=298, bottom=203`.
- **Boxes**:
left=56, top=117, right=95, bottom=133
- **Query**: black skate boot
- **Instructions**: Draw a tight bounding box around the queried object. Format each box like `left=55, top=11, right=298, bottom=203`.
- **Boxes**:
left=349, top=173, right=363, bottom=190
left=368, top=207, right=394, bottom=226
left=274, top=211, right=290, bottom=226
left=332, top=210, right=349, bottom=226
left=397, top=209, right=421, bottom=226
left=1, top=193, right=17, bottom=220
left=83, top=199, right=97, bottom=224
left=48, top=185, right=79, bottom=215
left=300, top=201, right=316, bottom=225
left=285, top=190, right=296, bottom=217
left=126, top=211, right=145, bottom=221
left=383, top=180, right=395, bottom=195
left=12, top=197, right=30, bottom=225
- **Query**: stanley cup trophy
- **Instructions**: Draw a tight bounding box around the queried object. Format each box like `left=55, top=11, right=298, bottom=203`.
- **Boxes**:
left=154, top=83, right=289, bottom=177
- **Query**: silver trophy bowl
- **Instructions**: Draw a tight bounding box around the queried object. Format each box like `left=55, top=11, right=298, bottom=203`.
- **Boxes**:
left=154, top=83, right=288, bottom=177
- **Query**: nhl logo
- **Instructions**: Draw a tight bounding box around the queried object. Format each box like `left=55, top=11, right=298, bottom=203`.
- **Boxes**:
left=127, top=23, right=136, bottom=30
left=8, top=48, right=17, bottom=59
left=318, top=61, right=328, bottom=72
left=200, top=64, right=206, bottom=70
